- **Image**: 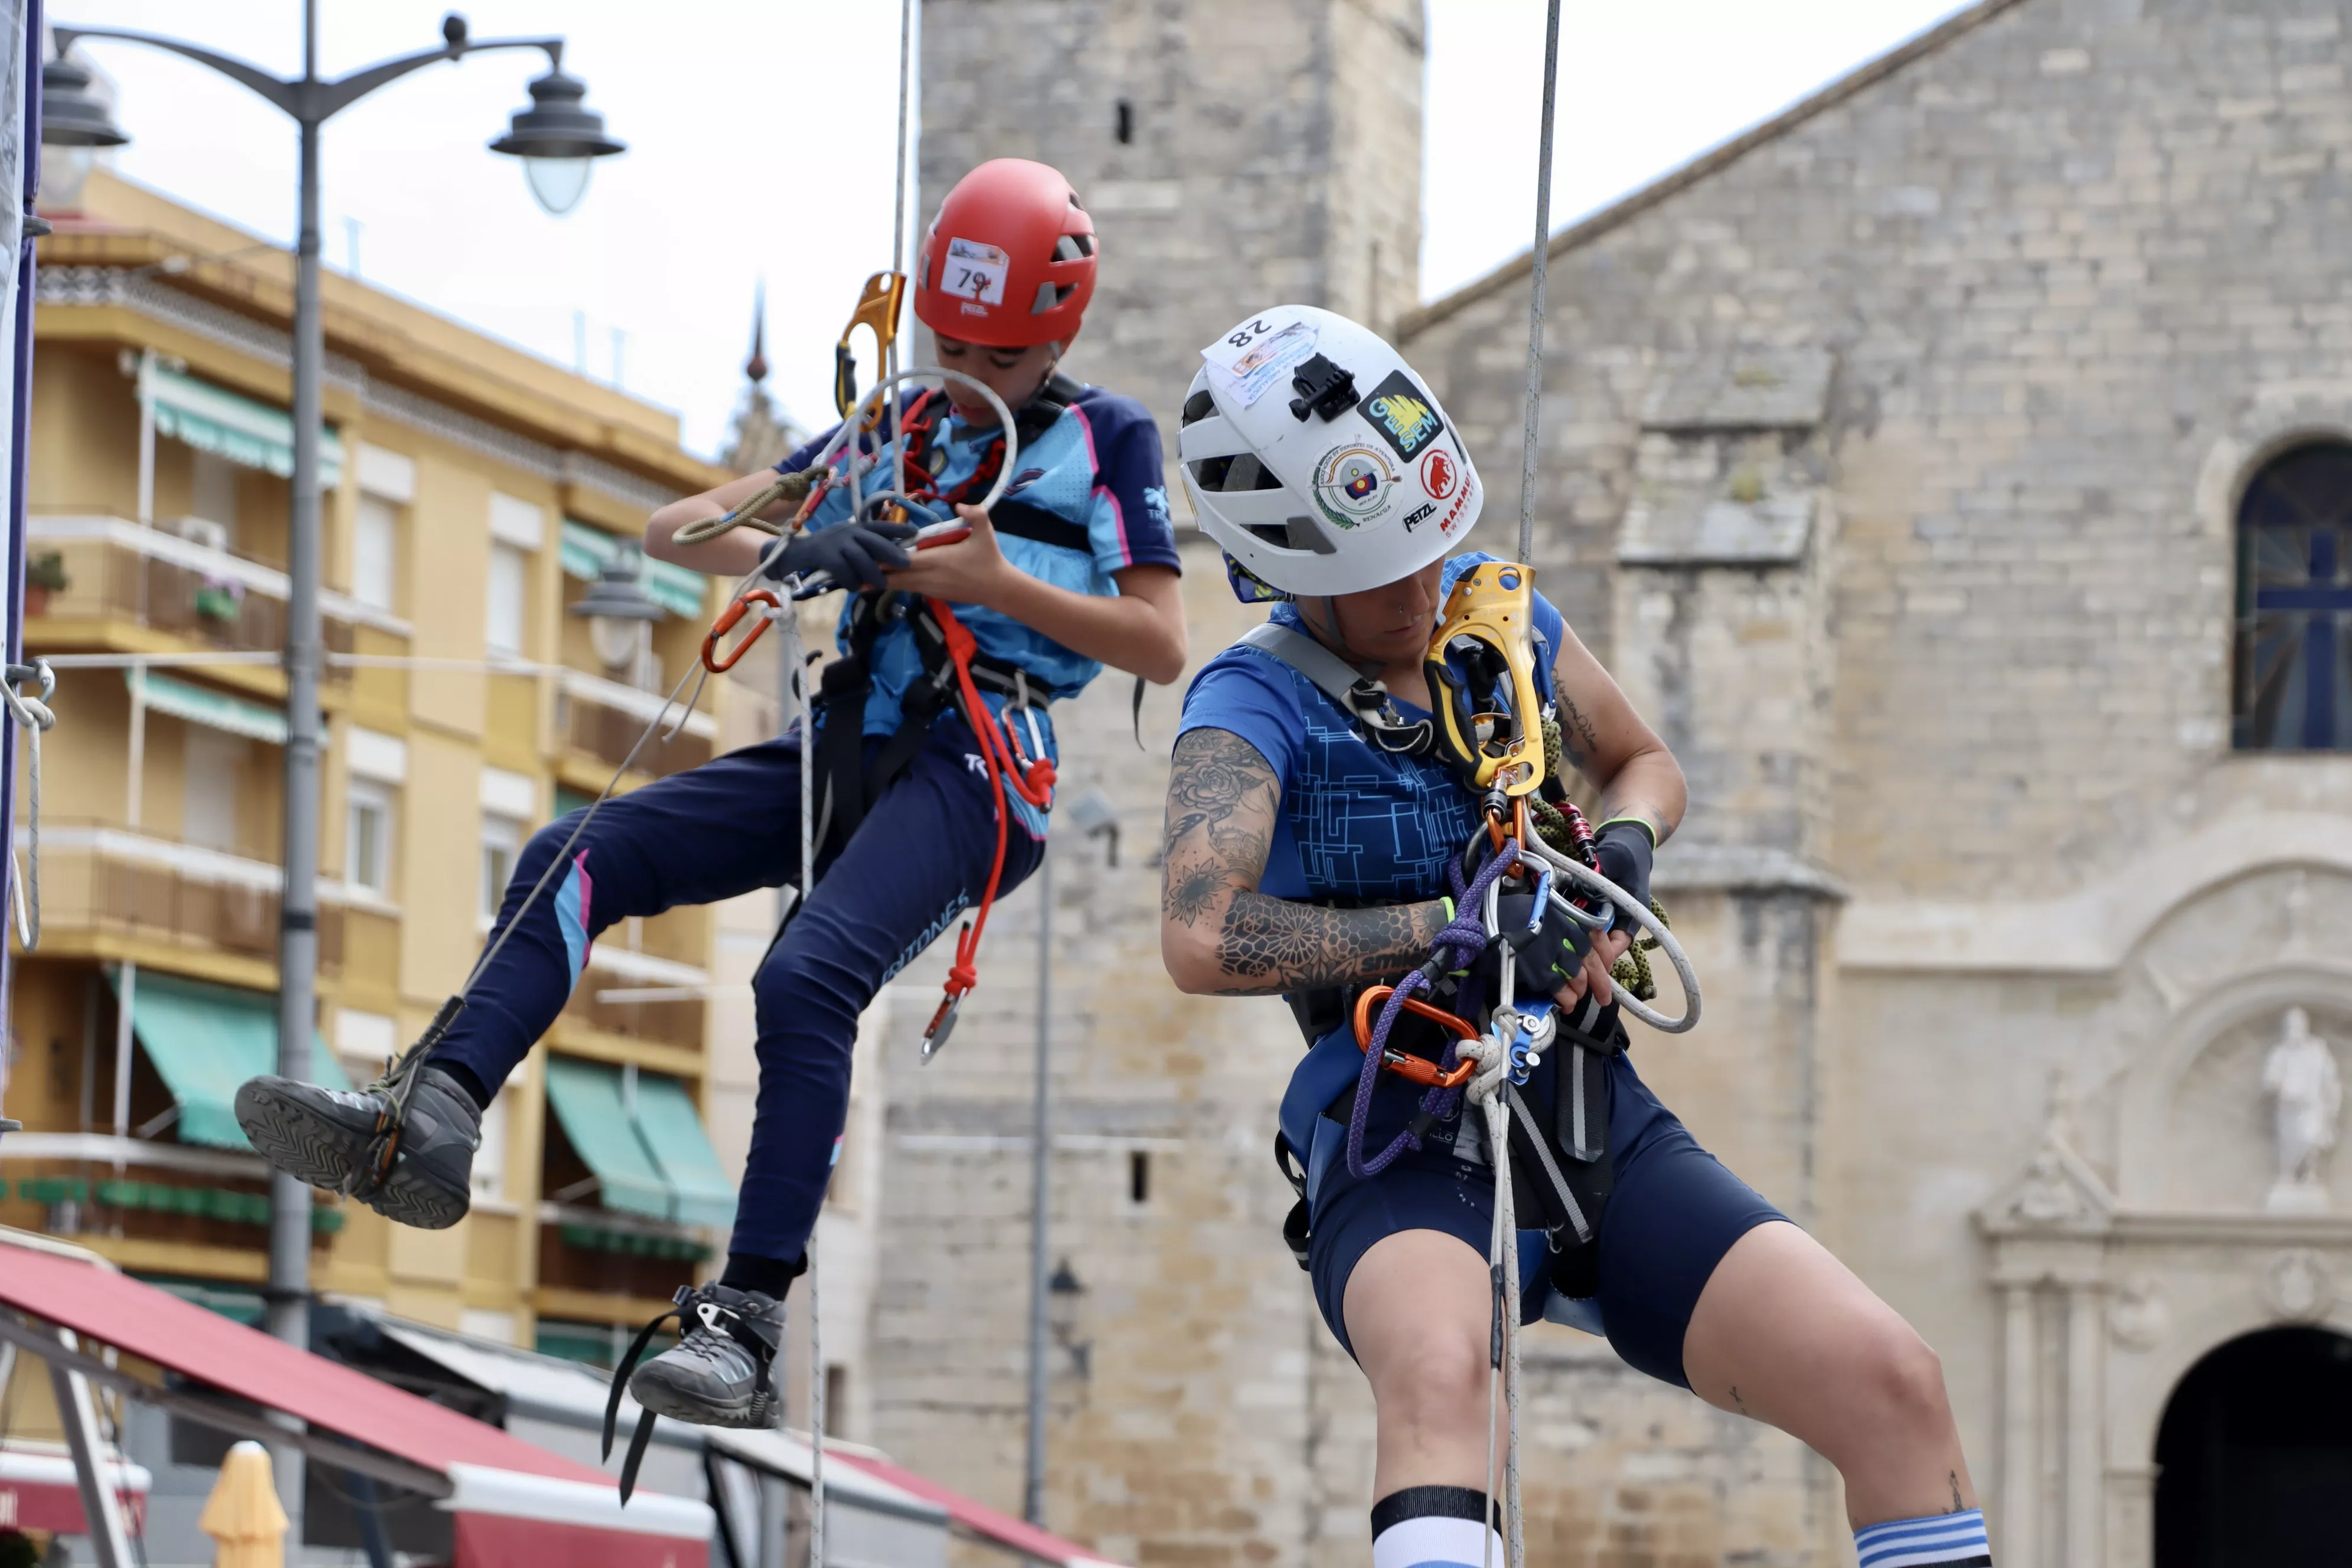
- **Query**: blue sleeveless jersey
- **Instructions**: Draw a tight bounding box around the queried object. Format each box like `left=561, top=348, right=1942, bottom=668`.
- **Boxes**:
left=1175, top=554, right=1567, bottom=903
left=777, top=386, right=1180, bottom=737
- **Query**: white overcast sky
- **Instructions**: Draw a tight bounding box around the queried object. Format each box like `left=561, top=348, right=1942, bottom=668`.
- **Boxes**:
left=48, top=0, right=1968, bottom=463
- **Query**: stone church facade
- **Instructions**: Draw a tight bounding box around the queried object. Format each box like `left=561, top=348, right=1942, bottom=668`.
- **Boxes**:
left=836, top=2, right=2352, bottom=1564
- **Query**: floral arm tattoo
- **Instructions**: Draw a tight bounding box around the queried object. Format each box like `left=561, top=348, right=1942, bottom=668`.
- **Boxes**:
left=1161, top=728, right=1448, bottom=996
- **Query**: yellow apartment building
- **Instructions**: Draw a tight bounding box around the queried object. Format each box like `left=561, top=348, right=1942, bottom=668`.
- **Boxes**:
left=0, top=169, right=750, bottom=1360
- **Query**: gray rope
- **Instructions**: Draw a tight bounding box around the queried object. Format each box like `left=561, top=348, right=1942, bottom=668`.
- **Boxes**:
left=1516, top=0, right=1564, bottom=569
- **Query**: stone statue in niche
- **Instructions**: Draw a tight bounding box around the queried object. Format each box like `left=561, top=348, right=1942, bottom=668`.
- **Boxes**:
left=2262, top=1007, right=2342, bottom=1213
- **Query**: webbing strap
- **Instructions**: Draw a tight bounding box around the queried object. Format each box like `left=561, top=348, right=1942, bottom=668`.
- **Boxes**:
left=1236, top=623, right=1432, bottom=755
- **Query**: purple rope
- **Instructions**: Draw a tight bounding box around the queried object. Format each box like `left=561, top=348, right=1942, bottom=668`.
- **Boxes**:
left=1345, top=839, right=1521, bottom=1177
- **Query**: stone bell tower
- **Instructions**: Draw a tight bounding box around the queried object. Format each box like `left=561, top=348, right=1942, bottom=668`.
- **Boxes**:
left=862, top=6, right=1428, bottom=1567
left=916, top=0, right=1426, bottom=434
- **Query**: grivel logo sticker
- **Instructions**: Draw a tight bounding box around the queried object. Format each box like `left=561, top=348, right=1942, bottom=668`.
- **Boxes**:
left=1362, top=370, right=1445, bottom=463
left=1312, top=444, right=1397, bottom=530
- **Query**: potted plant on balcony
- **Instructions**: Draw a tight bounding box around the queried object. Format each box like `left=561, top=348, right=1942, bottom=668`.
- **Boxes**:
left=194, top=573, right=246, bottom=626
left=24, top=550, right=67, bottom=616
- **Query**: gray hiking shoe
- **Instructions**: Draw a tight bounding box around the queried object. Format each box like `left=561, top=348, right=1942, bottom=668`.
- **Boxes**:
left=625, top=1283, right=783, bottom=1430
left=234, top=1063, right=479, bottom=1231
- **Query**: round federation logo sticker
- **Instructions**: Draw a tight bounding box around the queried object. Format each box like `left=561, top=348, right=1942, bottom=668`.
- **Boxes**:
left=1314, top=445, right=1397, bottom=530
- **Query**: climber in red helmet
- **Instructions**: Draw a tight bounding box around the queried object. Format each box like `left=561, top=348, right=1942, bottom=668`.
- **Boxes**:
left=237, top=160, right=1186, bottom=1435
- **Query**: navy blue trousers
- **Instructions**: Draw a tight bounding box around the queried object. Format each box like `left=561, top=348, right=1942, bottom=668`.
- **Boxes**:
left=432, top=713, right=1044, bottom=1264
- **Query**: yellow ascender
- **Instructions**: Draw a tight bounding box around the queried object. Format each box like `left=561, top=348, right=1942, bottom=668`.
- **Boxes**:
left=1424, top=560, right=1547, bottom=796
left=834, top=270, right=908, bottom=422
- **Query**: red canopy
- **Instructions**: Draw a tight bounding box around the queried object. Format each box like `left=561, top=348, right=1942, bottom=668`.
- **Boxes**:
left=0, top=1445, right=148, bottom=1537
left=0, top=1241, right=708, bottom=1564
left=831, top=1450, right=1126, bottom=1568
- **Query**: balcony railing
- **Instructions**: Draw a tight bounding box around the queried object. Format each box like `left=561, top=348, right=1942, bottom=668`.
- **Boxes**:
left=25, top=515, right=409, bottom=671
left=30, top=822, right=350, bottom=972
left=566, top=944, right=708, bottom=1051
left=557, top=668, right=717, bottom=780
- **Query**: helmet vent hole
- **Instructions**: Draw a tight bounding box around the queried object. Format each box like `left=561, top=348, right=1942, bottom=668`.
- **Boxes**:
left=1053, top=234, right=1095, bottom=263
left=1031, top=282, right=1078, bottom=314
left=1181, top=390, right=1217, bottom=426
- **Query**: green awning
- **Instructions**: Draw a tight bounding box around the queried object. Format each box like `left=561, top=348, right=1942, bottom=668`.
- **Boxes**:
left=128, top=669, right=288, bottom=746
left=149, top=362, right=345, bottom=489
left=631, top=1073, right=737, bottom=1229
left=561, top=519, right=708, bottom=619
left=112, top=970, right=347, bottom=1151
left=543, top=1057, right=672, bottom=1221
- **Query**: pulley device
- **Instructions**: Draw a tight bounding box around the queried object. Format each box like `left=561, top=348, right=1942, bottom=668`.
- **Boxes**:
left=1425, top=560, right=1548, bottom=798
left=835, top=270, right=908, bottom=421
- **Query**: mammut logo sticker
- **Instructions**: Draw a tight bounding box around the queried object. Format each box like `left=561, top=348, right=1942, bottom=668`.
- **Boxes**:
left=1421, top=447, right=1458, bottom=500
left=1362, top=370, right=1444, bottom=463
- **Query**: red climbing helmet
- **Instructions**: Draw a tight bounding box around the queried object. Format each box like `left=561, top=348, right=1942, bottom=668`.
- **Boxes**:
left=913, top=159, right=1097, bottom=349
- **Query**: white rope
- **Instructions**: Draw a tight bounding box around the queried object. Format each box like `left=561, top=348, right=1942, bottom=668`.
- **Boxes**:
left=4, top=662, right=56, bottom=952
left=811, top=1, right=915, bottom=1550
left=1459, top=1030, right=1522, bottom=1568
left=1516, top=0, right=1564, bottom=569
left=790, top=589, right=825, bottom=1565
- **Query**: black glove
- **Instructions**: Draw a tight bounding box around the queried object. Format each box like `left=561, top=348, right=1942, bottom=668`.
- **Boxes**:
left=766, top=520, right=917, bottom=593
left=1592, top=819, right=1655, bottom=927
left=1494, top=890, right=1592, bottom=999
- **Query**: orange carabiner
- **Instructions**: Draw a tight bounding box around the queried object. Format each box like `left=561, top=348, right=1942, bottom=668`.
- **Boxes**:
left=1351, top=986, right=1479, bottom=1090
left=702, top=589, right=781, bottom=673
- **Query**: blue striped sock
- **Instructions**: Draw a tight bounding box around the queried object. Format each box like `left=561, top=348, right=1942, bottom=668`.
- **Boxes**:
left=1855, top=1509, right=1991, bottom=1567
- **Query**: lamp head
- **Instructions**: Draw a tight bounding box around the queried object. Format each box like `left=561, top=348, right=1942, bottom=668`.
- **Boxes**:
left=570, top=549, right=664, bottom=672
left=489, top=67, right=625, bottom=217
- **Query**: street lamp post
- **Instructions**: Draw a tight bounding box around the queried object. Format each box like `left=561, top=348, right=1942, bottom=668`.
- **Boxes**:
left=1025, top=788, right=1119, bottom=1528
left=40, top=8, right=622, bottom=1363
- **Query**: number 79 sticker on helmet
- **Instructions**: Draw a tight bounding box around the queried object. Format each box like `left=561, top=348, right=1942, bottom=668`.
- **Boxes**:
left=942, top=237, right=1010, bottom=305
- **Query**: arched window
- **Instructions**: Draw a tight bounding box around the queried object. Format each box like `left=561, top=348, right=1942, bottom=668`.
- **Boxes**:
left=2235, top=441, right=2352, bottom=750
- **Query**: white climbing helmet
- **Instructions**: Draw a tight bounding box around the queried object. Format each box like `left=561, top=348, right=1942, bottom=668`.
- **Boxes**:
left=1180, top=305, right=1482, bottom=600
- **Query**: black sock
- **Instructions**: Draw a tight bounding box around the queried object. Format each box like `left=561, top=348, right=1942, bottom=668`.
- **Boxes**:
left=721, top=1252, right=808, bottom=1301
left=428, top=1058, right=494, bottom=1112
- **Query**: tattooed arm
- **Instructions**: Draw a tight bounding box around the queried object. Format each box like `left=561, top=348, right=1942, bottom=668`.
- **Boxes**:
left=1549, top=620, right=1687, bottom=845
left=1159, top=728, right=1450, bottom=997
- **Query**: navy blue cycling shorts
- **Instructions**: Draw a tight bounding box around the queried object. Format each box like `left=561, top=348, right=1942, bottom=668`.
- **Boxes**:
left=1306, top=1053, right=1786, bottom=1389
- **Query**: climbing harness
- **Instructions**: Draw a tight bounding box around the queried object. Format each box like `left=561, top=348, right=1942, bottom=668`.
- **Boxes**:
left=4, top=660, right=55, bottom=950
left=684, top=355, right=1061, bottom=1059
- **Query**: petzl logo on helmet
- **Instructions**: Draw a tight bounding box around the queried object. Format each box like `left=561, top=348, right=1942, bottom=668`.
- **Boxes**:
left=1420, top=447, right=1459, bottom=501
left=1312, top=444, right=1396, bottom=530
left=1361, top=370, right=1444, bottom=463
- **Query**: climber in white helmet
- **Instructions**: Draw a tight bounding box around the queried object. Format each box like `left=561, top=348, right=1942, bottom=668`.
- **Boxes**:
left=1160, top=306, right=1991, bottom=1568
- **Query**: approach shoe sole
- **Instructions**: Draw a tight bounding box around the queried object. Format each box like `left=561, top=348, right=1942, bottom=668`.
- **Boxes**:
left=628, top=1361, right=775, bottom=1431
left=234, top=1076, right=472, bottom=1231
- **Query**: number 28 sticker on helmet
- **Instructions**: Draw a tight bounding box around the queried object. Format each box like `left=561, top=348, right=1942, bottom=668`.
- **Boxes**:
left=1180, top=305, right=1484, bottom=601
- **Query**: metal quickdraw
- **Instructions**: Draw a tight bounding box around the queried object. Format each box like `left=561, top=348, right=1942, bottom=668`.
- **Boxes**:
left=700, top=589, right=784, bottom=673
left=1351, top=986, right=1478, bottom=1090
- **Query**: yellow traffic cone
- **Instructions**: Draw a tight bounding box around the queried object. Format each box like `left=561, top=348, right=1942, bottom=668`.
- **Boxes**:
left=198, top=1440, right=290, bottom=1568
